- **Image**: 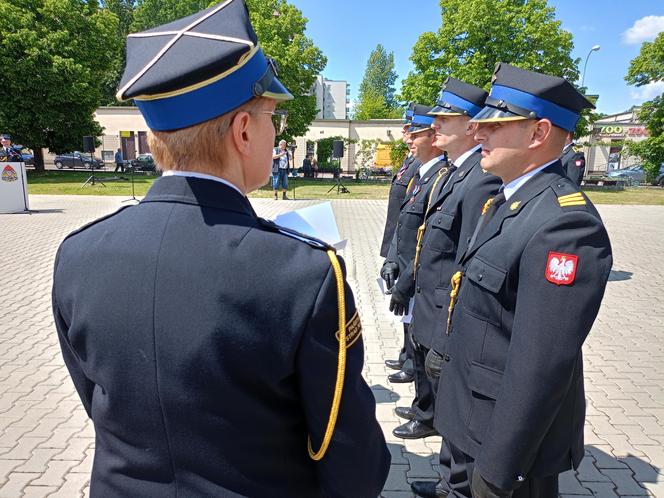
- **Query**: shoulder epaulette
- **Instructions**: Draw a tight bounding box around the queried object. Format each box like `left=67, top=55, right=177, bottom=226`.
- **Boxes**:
left=62, top=205, right=134, bottom=242
left=551, top=180, right=588, bottom=209
left=257, top=218, right=333, bottom=251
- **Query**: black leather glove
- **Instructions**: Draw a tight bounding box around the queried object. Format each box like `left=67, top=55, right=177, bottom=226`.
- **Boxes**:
left=425, top=349, right=444, bottom=385
left=389, top=286, right=409, bottom=316
left=471, top=469, right=513, bottom=498
left=380, top=262, right=399, bottom=290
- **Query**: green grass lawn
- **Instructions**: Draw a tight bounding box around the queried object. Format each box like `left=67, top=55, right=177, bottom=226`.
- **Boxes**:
left=26, top=171, right=664, bottom=204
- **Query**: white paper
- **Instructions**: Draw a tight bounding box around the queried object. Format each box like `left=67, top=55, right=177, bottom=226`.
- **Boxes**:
left=272, top=202, right=346, bottom=250
left=400, top=297, right=415, bottom=324
left=376, top=277, right=389, bottom=295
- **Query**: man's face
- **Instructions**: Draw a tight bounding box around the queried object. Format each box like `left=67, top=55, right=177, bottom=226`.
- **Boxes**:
left=431, top=115, right=470, bottom=150
left=1, top=138, right=10, bottom=148
left=474, top=120, right=533, bottom=179
left=279, top=141, right=287, bottom=150
left=402, top=129, right=415, bottom=153
left=407, top=129, right=436, bottom=159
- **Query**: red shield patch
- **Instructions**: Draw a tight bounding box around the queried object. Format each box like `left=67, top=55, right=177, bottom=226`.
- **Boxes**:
left=575, top=159, right=583, bottom=167
left=545, top=252, right=578, bottom=285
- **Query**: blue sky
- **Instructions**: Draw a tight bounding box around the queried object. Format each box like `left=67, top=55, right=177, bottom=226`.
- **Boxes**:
left=289, top=0, right=663, bottom=116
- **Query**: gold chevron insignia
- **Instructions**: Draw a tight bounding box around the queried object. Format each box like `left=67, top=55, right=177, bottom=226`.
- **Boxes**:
left=558, top=192, right=586, bottom=207
left=510, top=201, right=521, bottom=211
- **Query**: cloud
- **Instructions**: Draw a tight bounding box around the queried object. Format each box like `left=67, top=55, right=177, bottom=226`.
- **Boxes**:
left=630, top=81, right=664, bottom=101
left=623, top=15, right=664, bottom=44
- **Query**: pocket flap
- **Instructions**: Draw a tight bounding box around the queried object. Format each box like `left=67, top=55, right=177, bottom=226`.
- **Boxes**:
left=469, top=362, right=503, bottom=399
left=406, top=201, right=425, bottom=214
left=465, top=257, right=506, bottom=294
left=434, top=286, right=450, bottom=308
left=431, top=212, right=454, bottom=231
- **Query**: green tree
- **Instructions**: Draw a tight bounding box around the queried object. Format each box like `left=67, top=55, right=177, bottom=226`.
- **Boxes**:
left=400, top=0, right=579, bottom=105
left=131, top=0, right=326, bottom=139
left=354, top=44, right=400, bottom=119
left=100, top=0, right=136, bottom=105
left=0, top=0, right=122, bottom=170
left=625, top=32, right=664, bottom=183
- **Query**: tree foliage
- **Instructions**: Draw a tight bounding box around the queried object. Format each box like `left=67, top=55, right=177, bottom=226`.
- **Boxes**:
left=131, top=0, right=326, bottom=139
left=625, top=32, right=664, bottom=183
left=400, top=0, right=579, bottom=106
left=354, top=44, right=400, bottom=119
left=0, top=0, right=122, bottom=170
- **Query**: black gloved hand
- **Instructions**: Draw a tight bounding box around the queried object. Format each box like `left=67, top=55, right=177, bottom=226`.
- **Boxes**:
left=380, top=262, right=399, bottom=290
left=389, top=286, right=409, bottom=316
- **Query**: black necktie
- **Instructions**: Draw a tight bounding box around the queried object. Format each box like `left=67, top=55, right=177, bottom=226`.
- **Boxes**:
left=467, top=190, right=506, bottom=251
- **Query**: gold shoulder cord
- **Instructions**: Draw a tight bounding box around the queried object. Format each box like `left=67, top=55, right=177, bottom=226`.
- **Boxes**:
left=446, top=270, right=463, bottom=334
left=308, top=249, right=347, bottom=461
left=413, top=168, right=450, bottom=277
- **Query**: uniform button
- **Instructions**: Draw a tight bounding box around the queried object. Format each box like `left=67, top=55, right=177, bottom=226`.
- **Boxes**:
left=444, top=354, right=451, bottom=361
left=515, top=475, right=525, bottom=482
left=437, top=206, right=442, bottom=211
left=478, top=273, right=483, bottom=281
left=416, top=286, right=421, bottom=293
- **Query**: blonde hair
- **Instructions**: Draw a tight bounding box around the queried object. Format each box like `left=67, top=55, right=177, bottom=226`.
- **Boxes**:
left=147, top=98, right=263, bottom=172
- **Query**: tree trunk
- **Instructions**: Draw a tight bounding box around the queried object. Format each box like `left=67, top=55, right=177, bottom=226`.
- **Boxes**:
left=32, top=147, right=45, bottom=172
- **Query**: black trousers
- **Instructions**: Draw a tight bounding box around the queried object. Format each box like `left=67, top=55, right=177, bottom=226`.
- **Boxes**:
left=399, top=323, right=414, bottom=375
left=411, top=341, right=435, bottom=427
left=439, top=439, right=559, bottom=498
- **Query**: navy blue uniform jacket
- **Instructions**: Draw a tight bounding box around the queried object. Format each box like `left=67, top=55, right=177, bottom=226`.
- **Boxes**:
left=435, top=163, right=612, bottom=491
left=410, top=150, right=501, bottom=350
left=52, top=176, right=390, bottom=498
left=561, top=145, right=585, bottom=186
left=386, top=158, right=450, bottom=298
left=380, top=155, right=421, bottom=257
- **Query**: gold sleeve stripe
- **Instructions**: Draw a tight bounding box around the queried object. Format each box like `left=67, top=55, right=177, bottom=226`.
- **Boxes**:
left=558, top=193, right=585, bottom=201
left=335, top=311, right=362, bottom=349
left=559, top=201, right=587, bottom=207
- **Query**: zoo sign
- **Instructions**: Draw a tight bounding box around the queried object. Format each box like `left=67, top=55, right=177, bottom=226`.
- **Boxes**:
left=596, top=125, right=648, bottom=137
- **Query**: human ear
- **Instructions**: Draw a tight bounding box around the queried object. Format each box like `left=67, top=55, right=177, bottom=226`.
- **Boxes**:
left=230, top=111, right=252, bottom=156
left=528, top=119, right=552, bottom=150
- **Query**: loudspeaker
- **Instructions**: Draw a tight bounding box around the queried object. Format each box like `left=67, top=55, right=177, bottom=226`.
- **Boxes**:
left=332, top=140, right=344, bottom=158
left=82, top=136, right=95, bottom=153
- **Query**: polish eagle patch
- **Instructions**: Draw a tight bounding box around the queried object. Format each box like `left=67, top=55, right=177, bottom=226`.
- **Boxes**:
left=545, top=252, right=578, bottom=285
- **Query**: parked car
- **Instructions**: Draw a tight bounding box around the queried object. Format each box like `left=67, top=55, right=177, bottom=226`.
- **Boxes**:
left=54, top=152, right=104, bottom=170
left=129, top=153, right=156, bottom=172
left=606, top=165, right=645, bottom=183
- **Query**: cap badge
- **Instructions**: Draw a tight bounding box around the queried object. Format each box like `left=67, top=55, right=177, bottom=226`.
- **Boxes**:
left=510, top=201, right=521, bottom=211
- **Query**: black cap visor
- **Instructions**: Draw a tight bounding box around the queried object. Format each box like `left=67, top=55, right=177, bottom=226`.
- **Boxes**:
left=470, top=96, right=535, bottom=123
left=428, top=103, right=465, bottom=116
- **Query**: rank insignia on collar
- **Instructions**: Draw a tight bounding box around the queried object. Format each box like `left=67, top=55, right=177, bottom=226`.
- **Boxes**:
left=481, top=197, right=493, bottom=215
left=545, top=251, right=578, bottom=285
left=510, top=201, right=521, bottom=211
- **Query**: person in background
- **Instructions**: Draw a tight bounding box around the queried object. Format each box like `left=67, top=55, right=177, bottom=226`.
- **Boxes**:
left=303, top=154, right=312, bottom=178
left=114, top=148, right=124, bottom=172
left=1, top=134, right=23, bottom=162
left=272, top=139, right=290, bottom=199
left=560, top=132, right=586, bottom=186
left=312, top=156, right=319, bottom=178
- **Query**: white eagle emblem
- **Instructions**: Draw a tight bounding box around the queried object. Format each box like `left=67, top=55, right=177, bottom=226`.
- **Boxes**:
left=545, top=252, right=578, bottom=285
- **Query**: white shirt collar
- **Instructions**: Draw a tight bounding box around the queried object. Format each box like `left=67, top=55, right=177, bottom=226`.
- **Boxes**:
left=418, top=154, right=446, bottom=178
left=161, top=170, right=244, bottom=196
left=563, top=142, right=574, bottom=153
left=503, top=159, right=558, bottom=201
left=451, top=144, right=481, bottom=168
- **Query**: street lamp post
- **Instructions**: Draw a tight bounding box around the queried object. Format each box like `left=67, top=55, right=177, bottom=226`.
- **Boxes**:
left=581, top=45, right=601, bottom=89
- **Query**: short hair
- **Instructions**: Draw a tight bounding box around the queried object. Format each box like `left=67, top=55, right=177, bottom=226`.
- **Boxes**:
left=148, top=98, right=263, bottom=171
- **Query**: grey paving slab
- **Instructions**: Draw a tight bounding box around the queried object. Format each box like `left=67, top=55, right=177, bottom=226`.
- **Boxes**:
left=0, top=196, right=663, bottom=497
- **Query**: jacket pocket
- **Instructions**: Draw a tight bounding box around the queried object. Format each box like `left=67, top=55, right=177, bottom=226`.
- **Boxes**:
left=428, top=212, right=456, bottom=253
left=402, top=202, right=425, bottom=230
left=461, top=256, right=506, bottom=325
left=467, top=362, right=504, bottom=444
left=434, top=285, right=450, bottom=308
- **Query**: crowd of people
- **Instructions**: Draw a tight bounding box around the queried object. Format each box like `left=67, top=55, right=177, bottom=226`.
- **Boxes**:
left=51, top=1, right=611, bottom=497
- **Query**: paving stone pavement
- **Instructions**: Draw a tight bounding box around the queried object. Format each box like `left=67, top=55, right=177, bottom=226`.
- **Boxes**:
left=0, top=195, right=662, bottom=498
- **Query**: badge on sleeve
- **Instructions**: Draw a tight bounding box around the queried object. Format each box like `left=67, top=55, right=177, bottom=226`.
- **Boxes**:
left=545, top=252, right=578, bottom=285
left=335, top=311, right=362, bottom=348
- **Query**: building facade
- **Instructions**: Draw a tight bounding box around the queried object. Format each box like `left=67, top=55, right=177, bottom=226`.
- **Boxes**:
left=581, top=109, right=649, bottom=173
left=312, top=76, right=350, bottom=120
left=88, top=107, right=403, bottom=173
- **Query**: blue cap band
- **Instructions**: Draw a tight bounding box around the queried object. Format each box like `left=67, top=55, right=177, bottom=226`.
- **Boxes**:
left=490, top=85, right=580, bottom=131
left=411, top=114, right=434, bottom=127
left=405, top=109, right=414, bottom=120
left=136, top=49, right=269, bottom=131
left=439, top=91, right=483, bottom=117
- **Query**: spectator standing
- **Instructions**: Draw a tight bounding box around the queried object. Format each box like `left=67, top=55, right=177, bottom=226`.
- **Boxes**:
left=272, top=139, right=290, bottom=199
left=312, top=156, right=319, bottom=178
left=1, top=134, right=23, bottom=162
left=114, top=148, right=124, bottom=172
left=303, top=155, right=312, bottom=178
